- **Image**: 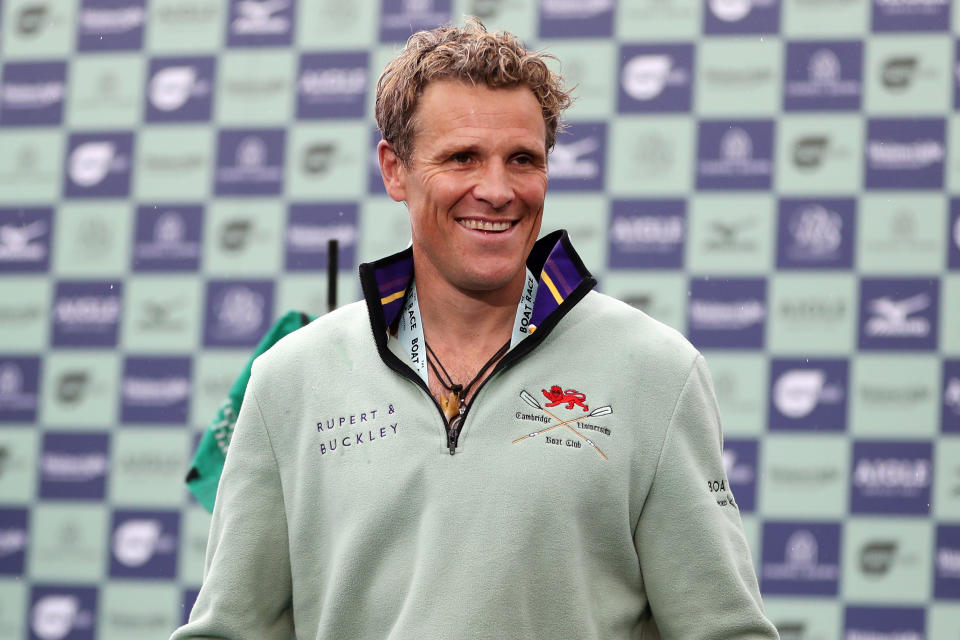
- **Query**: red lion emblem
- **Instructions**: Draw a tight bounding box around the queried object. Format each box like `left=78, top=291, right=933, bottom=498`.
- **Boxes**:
left=542, top=386, right=589, bottom=411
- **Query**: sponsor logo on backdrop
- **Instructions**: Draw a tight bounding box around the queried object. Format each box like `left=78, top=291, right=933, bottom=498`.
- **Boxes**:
left=784, top=41, right=862, bottom=111
left=548, top=122, right=606, bottom=191
left=617, top=44, right=693, bottom=112
left=133, top=206, right=203, bottom=272
left=39, top=432, right=110, bottom=500
left=145, top=57, right=215, bottom=122
left=303, top=142, right=337, bottom=175
left=865, top=118, right=945, bottom=190
left=219, top=218, right=254, bottom=252
left=770, top=359, right=848, bottom=431
left=140, top=148, right=205, bottom=178
left=0, top=61, right=67, bottom=126
left=721, top=439, right=757, bottom=512
left=0, top=207, right=53, bottom=272
left=844, top=606, right=924, bottom=639
left=792, top=135, right=851, bottom=171
left=865, top=209, right=937, bottom=260
left=286, top=203, right=358, bottom=270
left=70, top=66, right=137, bottom=117
left=0, top=140, right=54, bottom=189
left=227, top=0, right=295, bottom=46
left=109, top=511, right=179, bottom=578
left=761, top=522, right=841, bottom=595
left=607, top=200, right=685, bottom=269
left=777, top=294, right=848, bottom=329
left=851, top=440, right=932, bottom=515
left=935, top=525, right=960, bottom=599
left=153, top=1, right=219, bottom=27
left=380, top=0, right=451, bottom=42
left=222, top=68, right=287, bottom=100
left=315, top=0, right=361, bottom=27
left=203, top=280, right=273, bottom=348
left=214, top=130, right=285, bottom=195
left=859, top=539, right=916, bottom=577
left=0, top=508, right=28, bottom=575
left=297, top=52, right=368, bottom=119
left=16, top=4, right=58, bottom=37
left=769, top=462, right=841, bottom=488
left=630, top=132, right=675, bottom=178
left=882, top=56, right=924, bottom=93
left=135, top=296, right=190, bottom=335
left=872, top=0, right=949, bottom=31
left=116, top=448, right=184, bottom=479
left=0, top=358, right=41, bottom=422
left=0, top=302, right=43, bottom=333
left=704, top=0, right=780, bottom=33
left=703, top=60, right=773, bottom=92
left=30, top=587, right=97, bottom=640
left=34, top=517, right=100, bottom=569
left=943, top=360, right=960, bottom=433
left=77, top=0, right=145, bottom=50
left=687, top=278, right=766, bottom=349
left=104, top=611, right=171, bottom=636
left=73, top=215, right=116, bottom=263
left=121, top=357, right=191, bottom=424
left=64, top=133, right=134, bottom=198
left=702, top=216, right=758, bottom=254
left=696, top=121, right=774, bottom=190
left=949, top=200, right=960, bottom=269
left=56, top=370, right=91, bottom=406
left=51, top=282, right=122, bottom=348
left=538, top=0, right=614, bottom=37
left=859, top=381, right=930, bottom=411
left=858, top=278, right=938, bottom=351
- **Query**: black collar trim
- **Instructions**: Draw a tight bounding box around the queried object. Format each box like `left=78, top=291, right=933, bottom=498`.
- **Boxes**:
left=359, top=230, right=596, bottom=380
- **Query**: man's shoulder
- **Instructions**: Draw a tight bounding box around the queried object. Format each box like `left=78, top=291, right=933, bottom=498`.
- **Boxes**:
left=251, top=300, right=370, bottom=376
left=576, top=290, right=700, bottom=370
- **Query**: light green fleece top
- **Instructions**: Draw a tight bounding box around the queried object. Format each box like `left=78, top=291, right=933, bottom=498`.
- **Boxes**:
left=172, top=234, right=777, bottom=640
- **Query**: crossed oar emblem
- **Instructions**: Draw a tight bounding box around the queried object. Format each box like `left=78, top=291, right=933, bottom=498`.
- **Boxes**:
left=512, top=390, right=612, bottom=460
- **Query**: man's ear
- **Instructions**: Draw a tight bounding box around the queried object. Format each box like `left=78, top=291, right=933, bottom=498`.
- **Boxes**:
left=378, top=140, right=407, bottom=203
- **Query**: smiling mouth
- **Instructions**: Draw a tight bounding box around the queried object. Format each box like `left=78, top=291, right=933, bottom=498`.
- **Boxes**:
left=457, top=218, right=515, bottom=233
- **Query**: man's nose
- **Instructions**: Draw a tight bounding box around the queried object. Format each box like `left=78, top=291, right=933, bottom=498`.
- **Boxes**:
left=472, top=161, right=513, bottom=210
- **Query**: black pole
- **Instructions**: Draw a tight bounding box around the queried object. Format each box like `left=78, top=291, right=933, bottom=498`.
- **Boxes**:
left=327, top=238, right=338, bottom=313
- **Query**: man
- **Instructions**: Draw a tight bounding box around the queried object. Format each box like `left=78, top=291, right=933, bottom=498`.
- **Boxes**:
left=172, top=19, right=778, bottom=640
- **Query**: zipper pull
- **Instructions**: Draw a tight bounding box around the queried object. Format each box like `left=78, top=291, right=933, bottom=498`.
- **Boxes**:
left=447, top=397, right=466, bottom=456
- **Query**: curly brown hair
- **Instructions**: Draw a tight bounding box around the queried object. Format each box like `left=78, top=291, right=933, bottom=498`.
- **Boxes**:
left=375, top=17, right=573, bottom=165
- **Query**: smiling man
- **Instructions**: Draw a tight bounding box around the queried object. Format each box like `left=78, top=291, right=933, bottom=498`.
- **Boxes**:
left=171, top=18, right=777, bottom=640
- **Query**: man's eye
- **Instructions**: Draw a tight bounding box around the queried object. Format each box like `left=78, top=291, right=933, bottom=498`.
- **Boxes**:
left=451, top=152, right=471, bottom=163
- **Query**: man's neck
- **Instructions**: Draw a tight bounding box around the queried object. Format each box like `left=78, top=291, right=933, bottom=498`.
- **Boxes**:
left=413, top=261, right=523, bottom=363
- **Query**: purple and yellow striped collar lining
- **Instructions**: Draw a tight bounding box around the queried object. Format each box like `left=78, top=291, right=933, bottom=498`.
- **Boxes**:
left=368, top=231, right=593, bottom=332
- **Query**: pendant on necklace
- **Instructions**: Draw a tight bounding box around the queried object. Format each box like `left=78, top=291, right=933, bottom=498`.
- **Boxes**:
left=440, top=390, right=460, bottom=421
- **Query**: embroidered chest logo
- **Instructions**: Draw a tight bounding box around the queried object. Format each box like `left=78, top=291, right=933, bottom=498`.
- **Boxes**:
left=512, top=387, right=612, bottom=460
left=542, top=385, right=588, bottom=411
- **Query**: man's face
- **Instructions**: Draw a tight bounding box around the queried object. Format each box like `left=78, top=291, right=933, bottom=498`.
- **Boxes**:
left=381, top=80, right=548, bottom=296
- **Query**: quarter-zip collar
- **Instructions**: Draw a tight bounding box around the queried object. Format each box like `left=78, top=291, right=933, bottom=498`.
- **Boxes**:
left=359, top=229, right=596, bottom=368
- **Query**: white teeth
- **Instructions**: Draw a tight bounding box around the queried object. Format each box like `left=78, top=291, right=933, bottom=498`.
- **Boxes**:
left=458, top=219, right=511, bottom=232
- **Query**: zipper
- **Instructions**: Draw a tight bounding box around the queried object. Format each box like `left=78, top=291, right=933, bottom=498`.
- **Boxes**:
left=362, top=267, right=597, bottom=456
left=442, top=341, right=529, bottom=454
left=410, top=318, right=554, bottom=454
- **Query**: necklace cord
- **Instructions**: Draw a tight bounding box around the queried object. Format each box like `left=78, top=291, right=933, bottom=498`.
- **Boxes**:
left=426, top=339, right=510, bottom=402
